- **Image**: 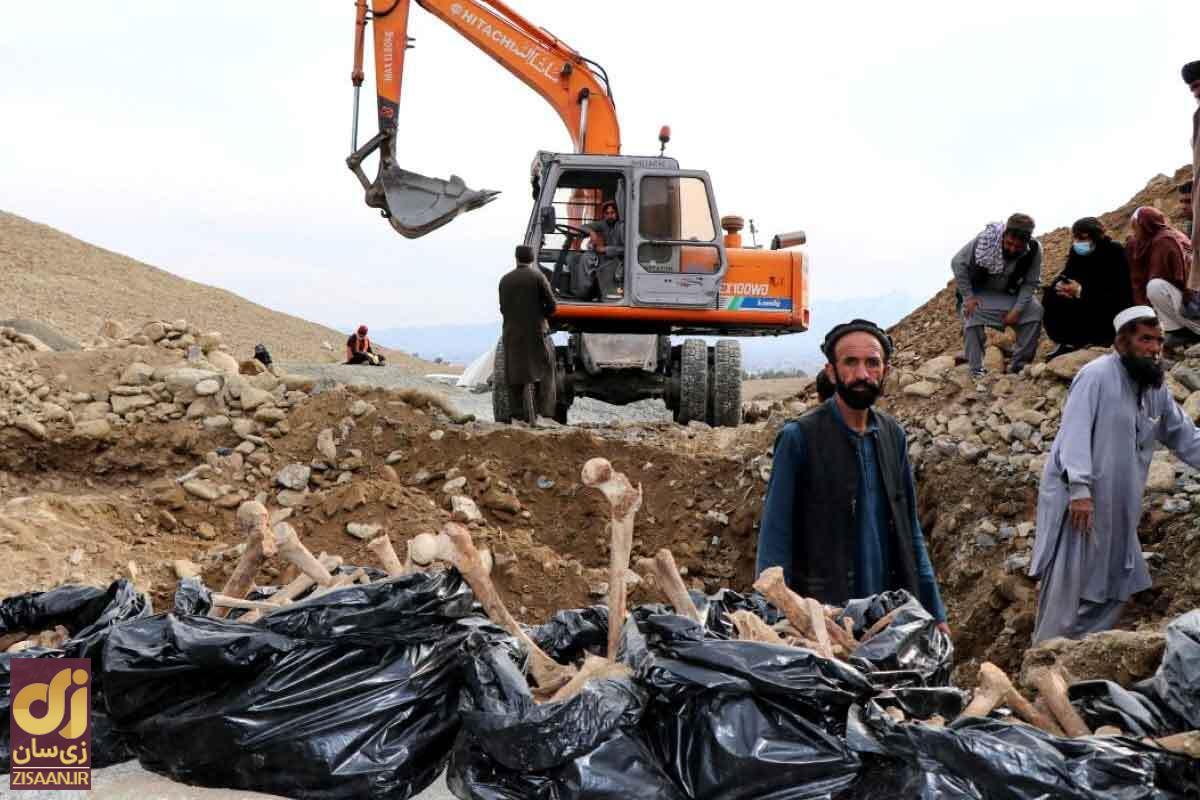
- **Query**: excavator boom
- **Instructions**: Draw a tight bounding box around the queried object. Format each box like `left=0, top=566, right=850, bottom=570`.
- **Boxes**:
left=347, top=0, right=621, bottom=238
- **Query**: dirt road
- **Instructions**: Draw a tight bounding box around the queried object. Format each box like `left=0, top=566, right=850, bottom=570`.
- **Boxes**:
left=281, top=362, right=674, bottom=424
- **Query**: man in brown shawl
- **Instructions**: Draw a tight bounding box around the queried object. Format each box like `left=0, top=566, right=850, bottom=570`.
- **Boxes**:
left=498, top=244, right=557, bottom=423
left=1130, top=206, right=1197, bottom=349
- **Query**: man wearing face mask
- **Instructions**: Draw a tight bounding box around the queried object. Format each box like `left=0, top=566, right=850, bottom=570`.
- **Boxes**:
left=1041, top=217, right=1133, bottom=360
left=1030, top=307, right=1200, bottom=643
left=756, top=320, right=949, bottom=631
left=952, top=213, right=1044, bottom=378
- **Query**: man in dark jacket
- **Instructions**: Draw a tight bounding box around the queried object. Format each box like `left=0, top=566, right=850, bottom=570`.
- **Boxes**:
left=755, top=319, right=949, bottom=630
left=1042, top=217, right=1133, bottom=359
left=499, top=244, right=557, bottom=423
left=952, top=213, right=1044, bottom=378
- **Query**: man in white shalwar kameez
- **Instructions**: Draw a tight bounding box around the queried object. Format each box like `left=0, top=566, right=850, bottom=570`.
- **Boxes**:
left=1031, top=306, right=1200, bottom=643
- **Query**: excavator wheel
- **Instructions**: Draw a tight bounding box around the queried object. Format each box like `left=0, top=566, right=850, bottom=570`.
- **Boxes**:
left=492, top=339, right=513, bottom=424
left=710, top=340, right=743, bottom=427
left=675, top=338, right=709, bottom=424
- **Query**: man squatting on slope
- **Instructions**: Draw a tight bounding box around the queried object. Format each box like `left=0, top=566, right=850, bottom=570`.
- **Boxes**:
left=756, top=319, right=949, bottom=633
left=1030, top=306, right=1200, bottom=643
left=952, top=213, right=1043, bottom=379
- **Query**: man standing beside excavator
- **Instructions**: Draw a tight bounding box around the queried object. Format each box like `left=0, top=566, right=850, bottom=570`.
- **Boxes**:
left=499, top=244, right=558, bottom=424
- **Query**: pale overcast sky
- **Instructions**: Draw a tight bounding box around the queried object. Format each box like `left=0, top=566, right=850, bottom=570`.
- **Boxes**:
left=2, top=2, right=1197, bottom=332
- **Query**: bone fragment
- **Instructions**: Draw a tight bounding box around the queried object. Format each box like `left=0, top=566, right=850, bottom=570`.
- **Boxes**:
left=441, top=522, right=575, bottom=694
left=544, top=654, right=632, bottom=704
left=805, top=598, right=834, bottom=660
left=1094, top=725, right=1124, bottom=737
left=0, top=632, right=27, bottom=651
left=213, top=501, right=274, bottom=619
left=963, top=662, right=1016, bottom=719
left=859, top=609, right=900, bottom=645
left=366, top=534, right=405, bottom=577
left=273, top=523, right=334, bottom=587
left=240, top=553, right=343, bottom=622
left=885, top=706, right=906, bottom=723
left=210, top=594, right=282, bottom=612
left=729, top=610, right=785, bottom=644
left=409, top=531, right=492, bottom=573
left=307, top=568, right=365, bottom=599
left=962, top=662, right=1066, bottom=735
left=1031, top=668, right=1091, bottom=738
left=1153, top=731, right=1200, bottom=758
left=645, top=549, right=703, bottom=624
left=409, top=531, right=455, bottom=566
left=753, top=567, right=833, bottom=659
left=582, top=458, right=641, bottom=661
left=923, top=715, right=946, bottom=728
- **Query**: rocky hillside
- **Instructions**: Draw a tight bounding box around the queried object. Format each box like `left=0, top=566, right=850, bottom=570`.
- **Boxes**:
left=858, top=164, right=1199, bottom=686
left=0, top=210, right=435, bottom=371
left=890, top=165, right=1194, bottom=362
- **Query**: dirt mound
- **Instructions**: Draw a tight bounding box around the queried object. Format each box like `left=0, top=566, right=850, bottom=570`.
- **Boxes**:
left=0, top=210, right=437, bottom=371
left=0, top=349, right=772, bottom=623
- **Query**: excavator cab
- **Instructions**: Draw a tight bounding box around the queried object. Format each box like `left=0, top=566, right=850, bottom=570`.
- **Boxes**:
left=527, top=152, right=728, bottom=318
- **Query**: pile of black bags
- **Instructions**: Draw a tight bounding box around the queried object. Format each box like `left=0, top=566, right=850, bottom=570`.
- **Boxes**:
left=0, top=580, right=150, bottom=770
left=2, top=576, right=1198, bottom=799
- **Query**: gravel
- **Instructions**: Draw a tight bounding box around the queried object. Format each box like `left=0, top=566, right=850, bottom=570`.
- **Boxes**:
left=280, top=363, right=673, bottom=425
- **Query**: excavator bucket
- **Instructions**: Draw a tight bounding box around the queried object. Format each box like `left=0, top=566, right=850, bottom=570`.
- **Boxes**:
left=378, top=165, right=499, bottom=239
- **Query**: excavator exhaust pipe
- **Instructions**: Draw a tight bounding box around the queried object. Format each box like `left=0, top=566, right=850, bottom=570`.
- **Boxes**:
left=347, top=130, right=499, bottom=239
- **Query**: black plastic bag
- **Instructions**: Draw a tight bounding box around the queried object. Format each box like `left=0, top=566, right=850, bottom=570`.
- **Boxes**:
left=839, top=590, right=953, bottom=686
left=0, top=580, right=150, bottom=772
left=1070, top=680, right=1187, bottom=739
left=847, top=698, right=1200, bottom=799
left=102, top=570, right=482, bottom=799
left=636, top=610, right=869, bottom=800
left=447, top=608, right=686, bottom=800
left=1151, top=609, right=1200, bottom=729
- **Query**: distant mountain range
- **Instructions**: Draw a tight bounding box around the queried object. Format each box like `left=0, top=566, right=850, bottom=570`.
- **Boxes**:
left=369, top=291, right=922, bottom=375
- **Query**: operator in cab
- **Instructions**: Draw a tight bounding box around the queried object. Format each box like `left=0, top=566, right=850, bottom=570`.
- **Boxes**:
left=586, top=200, right=625, bottom=301
left=345, top=325, right=385, bottom=366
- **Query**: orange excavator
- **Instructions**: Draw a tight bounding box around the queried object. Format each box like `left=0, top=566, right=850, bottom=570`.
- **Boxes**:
left=347, top=0, right=809, bottom=426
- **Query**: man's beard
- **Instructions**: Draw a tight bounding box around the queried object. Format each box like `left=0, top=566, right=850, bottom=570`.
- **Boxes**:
left=1121, top=353, right=1164, bottom=389
left=1002, top=246, right=1027, bottom=260
left=834, top=375, right=882, bottom=410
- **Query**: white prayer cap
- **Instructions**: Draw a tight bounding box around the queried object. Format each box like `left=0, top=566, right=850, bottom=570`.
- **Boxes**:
left=1113, top=305, right=1157, bottom=333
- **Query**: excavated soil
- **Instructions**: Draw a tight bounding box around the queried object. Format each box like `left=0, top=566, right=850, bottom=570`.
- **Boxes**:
left=0, top=385, right=770, bottom=624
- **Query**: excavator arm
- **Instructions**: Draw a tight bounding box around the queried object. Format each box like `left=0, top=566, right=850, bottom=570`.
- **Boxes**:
left=347, top=0, right=621, bottom=238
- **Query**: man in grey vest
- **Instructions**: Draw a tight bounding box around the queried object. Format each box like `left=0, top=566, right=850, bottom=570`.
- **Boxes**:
left=756, top=320, right=949, bottom=631
left=952, top=213, right=1044, bottom=379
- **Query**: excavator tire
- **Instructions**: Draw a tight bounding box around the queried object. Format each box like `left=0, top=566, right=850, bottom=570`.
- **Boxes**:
left=492, top=339, right=513, bottom=424
left=675, top=338, right=709, bottom=425
left=710, top=339, right=743, bottom=427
